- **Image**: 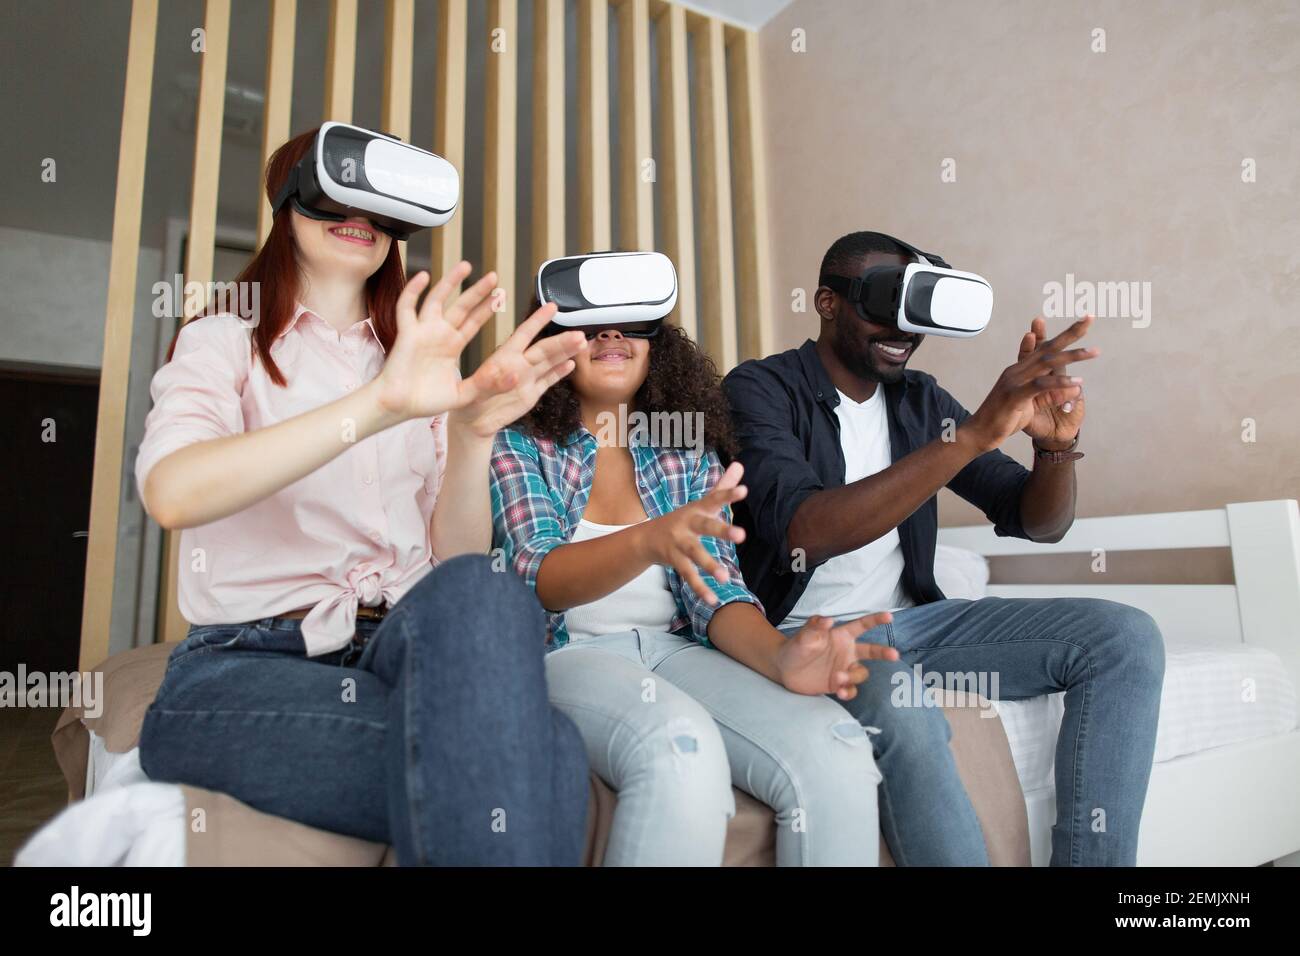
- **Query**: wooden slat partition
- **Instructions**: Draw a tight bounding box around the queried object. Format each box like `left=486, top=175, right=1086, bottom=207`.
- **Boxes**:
left=324, top=0, right=357, bottom=123
left=87, top=0, right=783, bottom=663
left=482, top=0, right=518, bottom=351
left=726, top=26, right=774, bottom=361
left=158, top=0, right=233, bottom=647
left=382, top=0, right=415, bottom=142
left=689, top=13, right=738, bottom=369
left=431, top=0, right=467, bottom=303
left=80, top=0, right=159, bottom=670
left=257, top=0, right=296, bottom=242
left=652, top=1, right=696, bottom=337
left=382, top=0, right=415, bottom=266
left=531, top=0, right=566, bottom=269
left=616, top=0, right=653, bottom=252
left=183, top=0, right=232, bottom=314
left=577, top=0, right=612, bottom=251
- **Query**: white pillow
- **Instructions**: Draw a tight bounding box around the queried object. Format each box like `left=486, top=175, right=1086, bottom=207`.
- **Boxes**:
left=933, top=544, right=990, bottom=600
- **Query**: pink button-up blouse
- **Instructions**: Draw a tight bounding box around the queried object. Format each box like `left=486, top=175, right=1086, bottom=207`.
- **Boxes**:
left=135, top=306, right=447, bottom=656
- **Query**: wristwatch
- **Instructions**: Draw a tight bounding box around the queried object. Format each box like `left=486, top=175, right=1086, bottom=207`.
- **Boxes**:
left=1032, top=433, right=1084, bottom=464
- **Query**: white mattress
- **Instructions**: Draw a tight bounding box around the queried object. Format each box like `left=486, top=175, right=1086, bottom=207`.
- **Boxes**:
left=994, top=641, right=1299, bottom=795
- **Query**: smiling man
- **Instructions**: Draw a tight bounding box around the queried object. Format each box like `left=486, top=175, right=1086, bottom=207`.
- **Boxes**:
left=722, top=230, right=1166, bottom=866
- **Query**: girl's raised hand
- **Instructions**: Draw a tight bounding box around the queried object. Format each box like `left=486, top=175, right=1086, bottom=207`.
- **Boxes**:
left=778, top=612, right=899, bottom=699
left=633, top=461, right=749, bottom=606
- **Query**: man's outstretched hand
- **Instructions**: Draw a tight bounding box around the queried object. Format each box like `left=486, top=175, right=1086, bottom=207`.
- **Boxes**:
left=1019, top=315, right=1090, bottom=447
left=963, top=315, right=1097, bottom=453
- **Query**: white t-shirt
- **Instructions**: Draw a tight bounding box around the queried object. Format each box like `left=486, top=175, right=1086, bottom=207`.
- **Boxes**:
left=562, top=519, right=680, bottom=641
left=779, top=386, right=912, bottom=630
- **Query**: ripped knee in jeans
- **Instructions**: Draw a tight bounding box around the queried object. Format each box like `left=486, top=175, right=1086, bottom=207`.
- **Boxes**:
left=831, top=718, right=874, bottom=745
left=666, top=716, right=702, bottom=758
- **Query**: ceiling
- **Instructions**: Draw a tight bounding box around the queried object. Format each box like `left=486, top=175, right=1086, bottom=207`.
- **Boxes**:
left=678, top=0, right=793, bottom=28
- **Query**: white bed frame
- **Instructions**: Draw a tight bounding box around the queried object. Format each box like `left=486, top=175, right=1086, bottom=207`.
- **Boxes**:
left=939, top=499, right=1300, bottom=867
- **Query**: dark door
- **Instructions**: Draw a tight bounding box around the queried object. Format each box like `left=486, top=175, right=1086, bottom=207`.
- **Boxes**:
left=0, top=367, right=98, bottom=675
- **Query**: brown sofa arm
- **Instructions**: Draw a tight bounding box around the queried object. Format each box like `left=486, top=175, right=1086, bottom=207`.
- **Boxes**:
left=938, top=691, right=1030, bottom=866
left=582, top=691, right=1030, bottom=866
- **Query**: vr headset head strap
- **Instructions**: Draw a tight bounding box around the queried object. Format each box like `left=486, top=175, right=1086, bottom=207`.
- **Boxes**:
left=270, top=165, right=299, bottom=216
left=821, top=233, right=951, bottom=291
left=271, top=162, right=355, bottom=230
left=856, top=231, right=951, bottom=270
left=821, top=274, right=860, bottom=299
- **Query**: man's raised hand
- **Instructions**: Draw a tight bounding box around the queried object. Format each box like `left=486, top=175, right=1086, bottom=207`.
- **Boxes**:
left=1018, top=315, right=1091, bottom=446
left=964, top=314, right=1098, bottom=452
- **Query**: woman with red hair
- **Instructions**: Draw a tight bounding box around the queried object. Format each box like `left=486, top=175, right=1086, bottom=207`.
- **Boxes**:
left=134, top=128, right=591, bottom=865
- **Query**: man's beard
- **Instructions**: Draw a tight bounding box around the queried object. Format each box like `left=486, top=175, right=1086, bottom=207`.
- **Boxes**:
left=832, top=329, right=919, bottom=385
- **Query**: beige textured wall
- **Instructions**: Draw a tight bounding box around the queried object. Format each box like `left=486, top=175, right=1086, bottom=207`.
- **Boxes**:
left=757, top=0, right=1300, bottom=528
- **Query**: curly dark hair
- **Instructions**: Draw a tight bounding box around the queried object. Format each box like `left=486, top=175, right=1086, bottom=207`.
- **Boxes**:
left=515, top=322, right=738, bottom=458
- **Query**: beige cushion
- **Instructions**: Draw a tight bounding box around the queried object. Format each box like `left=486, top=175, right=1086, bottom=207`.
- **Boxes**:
left=51, top=641, right=176, bottom=801
left=53, top=643, right=1029, bottom=866
left=181, top=786, right=391, bottom=867
left=942, top=691, right=1031, bottom=866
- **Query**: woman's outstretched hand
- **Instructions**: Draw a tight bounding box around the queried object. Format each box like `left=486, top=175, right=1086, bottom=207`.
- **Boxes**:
left=373, top=262, right=586, bottom=433
left=454, top=299, right=588, bottom=438
left=778, top=612, right=899, bottom=699
left=373, top=262, right=491, bottom=422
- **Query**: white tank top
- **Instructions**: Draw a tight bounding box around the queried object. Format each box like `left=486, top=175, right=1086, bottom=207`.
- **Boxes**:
left=563, top=519, right=680, bottom=641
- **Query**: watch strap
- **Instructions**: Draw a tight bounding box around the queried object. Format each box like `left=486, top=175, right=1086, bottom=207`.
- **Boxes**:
left=1032, top=434, right=1083, bottom=464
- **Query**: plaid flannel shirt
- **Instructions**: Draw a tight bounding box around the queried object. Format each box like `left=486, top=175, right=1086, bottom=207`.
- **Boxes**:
left=490, top=425, right=762, bottom=651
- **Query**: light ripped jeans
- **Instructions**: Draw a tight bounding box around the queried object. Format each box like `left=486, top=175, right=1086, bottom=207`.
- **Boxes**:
left=544, top=628, right=881, bottom=866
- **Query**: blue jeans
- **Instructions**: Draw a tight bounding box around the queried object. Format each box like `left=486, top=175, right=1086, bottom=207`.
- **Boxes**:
left=139, top=555, right=590, bottom=866
left=790, top=597, right=1165, bottom=866
left=546, top=629, right=882, bottom=866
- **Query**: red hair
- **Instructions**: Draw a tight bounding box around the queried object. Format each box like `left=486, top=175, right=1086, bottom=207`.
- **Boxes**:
left=170, top=127, right=406, bottom=386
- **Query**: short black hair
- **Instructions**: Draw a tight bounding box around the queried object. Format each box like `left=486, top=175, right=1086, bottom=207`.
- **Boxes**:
left=818, top=231, right=914, bottom=287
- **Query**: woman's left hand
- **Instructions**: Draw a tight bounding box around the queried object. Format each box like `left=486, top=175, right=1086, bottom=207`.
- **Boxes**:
left=453, top=299, right=588, bottom=438
left=777, top=612, right=899, bottom=699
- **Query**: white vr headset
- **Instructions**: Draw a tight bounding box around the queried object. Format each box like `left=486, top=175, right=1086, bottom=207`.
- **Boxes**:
left=537, top=251, right=678, bottom=337
left=272, top=122, right=460, bottom=240
left=823, top=233, right=993, bottom=337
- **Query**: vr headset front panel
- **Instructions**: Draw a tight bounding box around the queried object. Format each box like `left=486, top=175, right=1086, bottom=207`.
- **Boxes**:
left=539, top=252, right=678, bottom=327
left=898, top=265, right=993, bottom=336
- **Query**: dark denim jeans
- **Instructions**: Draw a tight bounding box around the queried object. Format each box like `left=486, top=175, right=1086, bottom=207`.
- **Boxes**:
left=139, top=555, right=590, bottom=866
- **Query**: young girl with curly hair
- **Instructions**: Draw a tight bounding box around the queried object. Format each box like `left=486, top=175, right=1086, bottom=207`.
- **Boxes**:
left=490, top=283, right=900, bottom=866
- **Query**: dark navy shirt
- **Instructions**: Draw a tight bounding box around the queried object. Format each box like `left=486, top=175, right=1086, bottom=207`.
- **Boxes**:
left=722, top=339, right=1033, bottom=626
